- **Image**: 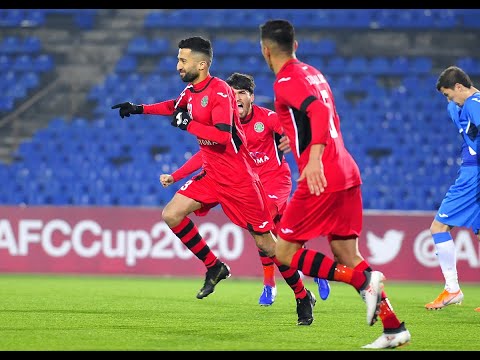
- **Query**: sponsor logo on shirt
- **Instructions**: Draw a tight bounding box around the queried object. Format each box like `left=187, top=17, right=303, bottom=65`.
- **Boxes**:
left=250, top=151, right=270, bottom=165
left=198, top=139, right=218, bottom=146
left=217, top=92, right=228, bottom=98
left=280, top=228, right=294, bottom=234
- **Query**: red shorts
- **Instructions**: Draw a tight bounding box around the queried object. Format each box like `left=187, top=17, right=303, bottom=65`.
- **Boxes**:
left=260, top=170, right=292, bottom=221
left=277, top=184, right=362, bottom=242
left=178, top=169, right=274, bottom=233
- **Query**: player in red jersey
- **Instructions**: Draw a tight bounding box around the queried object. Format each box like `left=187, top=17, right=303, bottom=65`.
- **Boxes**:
left=159, top=72, right=331, bottom=306
left=259, top=19, right=411, bottom=348
left=226, top=73, right=330, bottom=304
left=112, top=36, right=318, bottom=325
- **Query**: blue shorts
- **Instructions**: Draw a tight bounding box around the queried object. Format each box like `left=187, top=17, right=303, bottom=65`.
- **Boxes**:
left=435, top=166, right=480, bottom=234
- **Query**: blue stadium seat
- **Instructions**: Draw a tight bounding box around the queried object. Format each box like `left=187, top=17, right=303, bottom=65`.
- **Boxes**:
left=22, top=10, right=45, bottom=27
left=390, top=56, right=409, bottom=75
left=326, top=56, right=347, bottom=74
left=155, top=56, right=178, bottom=73
left=456, top=57, right=480, bottom=75
left=12, top=54, right=33, bottom=71
left=409, top=56, right=432, bottom=74
left=215, top=56, right=242, bottom=73
left=115, top=55, right=137, bottom=72
left=18, top=72, right=39, bottom=89
left=0, top=54, right=12, bottom=69
left=316, top=39, right=336, bottom=56
left=369, top=56, right=390, bottom=75
left=0, top=36, right=23, bottom=54
left=126, top=36, right=151, bottom=55
left=33, top=54, right=54, bottom=72
left=22, top=36, right=42, bottom=53
left=345, top=56, right=369, bottom=74
left=432, top=10, right=456, bottom=28
left=143, top=11, right=167, bottom=28
left=212, top=38, right=230, bottom=56
left=309, top=10, right=335, bottom=29
left=0, top=10, right=24, bottom=27
left=230, top=39, right=256, bottom=55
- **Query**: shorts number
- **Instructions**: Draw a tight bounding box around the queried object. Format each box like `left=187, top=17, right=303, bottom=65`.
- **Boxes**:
left=180, top=180, right=193, bottom=191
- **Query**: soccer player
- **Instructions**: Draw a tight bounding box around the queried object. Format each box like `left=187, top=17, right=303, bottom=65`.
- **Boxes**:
left=112, top=36, right=318, bottom=326
left=259, top=19, right=411, bottom=348
left=159, top=71, right=331, bottom=306
left=426, top=66, right=480, bottom=312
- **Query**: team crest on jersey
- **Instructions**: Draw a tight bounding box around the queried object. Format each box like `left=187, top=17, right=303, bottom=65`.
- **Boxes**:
left=254, top=122, right=265, bottom=133
left=201, top=96, right=208, bottom=107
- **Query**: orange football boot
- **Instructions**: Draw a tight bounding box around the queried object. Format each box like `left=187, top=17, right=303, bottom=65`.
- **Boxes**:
left=425, top=289, right=464, bottom=310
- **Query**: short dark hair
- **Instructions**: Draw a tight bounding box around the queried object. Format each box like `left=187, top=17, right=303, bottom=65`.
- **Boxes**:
left=178, top=36, right=213, bottom=62
left=259, top=19, right=295, bottom=53
left=436, top=66, right=473, bottom=91
left=226, top=72, right=255, bottom=94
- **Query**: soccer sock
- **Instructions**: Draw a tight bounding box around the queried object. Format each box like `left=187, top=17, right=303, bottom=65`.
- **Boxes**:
left=170, top=217, right=219, bottom=269
left=433, top=232, right=460, bottom=293
left=290, top=248, right=367, bottom=291
left=354, top=260, right=401, bottom=330
left=258, top=248, right=276, bottom=287
left=271, top=255, right=307, bottom=299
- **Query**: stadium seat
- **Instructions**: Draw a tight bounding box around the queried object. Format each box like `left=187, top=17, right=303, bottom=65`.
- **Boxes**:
left=115, top=55, right=137, bottom=72
left=22, top=36, right=42, bottom=53
left=0, top=36, right=23, bottom=54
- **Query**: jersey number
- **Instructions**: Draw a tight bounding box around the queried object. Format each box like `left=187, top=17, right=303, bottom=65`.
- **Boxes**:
left=320, top=89, right=338, bottom=138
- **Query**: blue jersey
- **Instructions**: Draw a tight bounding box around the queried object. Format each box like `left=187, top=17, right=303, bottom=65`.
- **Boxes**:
left=436, top=92, right=480, bottom=232
left=447, top=92, right=480, bottom=166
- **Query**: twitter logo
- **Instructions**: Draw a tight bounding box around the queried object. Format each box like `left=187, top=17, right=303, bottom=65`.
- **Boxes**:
left=366, top=230, right=404, bottom=265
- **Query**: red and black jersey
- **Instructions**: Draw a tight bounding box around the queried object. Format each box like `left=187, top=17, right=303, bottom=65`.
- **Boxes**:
left=273, top=59, right=361, bottom=192
left=241, top=104, right=291, bottom=181
left=143, top=75, right=256, bottom=186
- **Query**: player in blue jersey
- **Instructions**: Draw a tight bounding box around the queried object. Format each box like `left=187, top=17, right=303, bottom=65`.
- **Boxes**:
left=426, top=66, right=480, bottom=311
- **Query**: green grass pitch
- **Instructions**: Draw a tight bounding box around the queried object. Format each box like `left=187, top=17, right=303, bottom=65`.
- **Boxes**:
left=0, top=274, right=479, bottom=351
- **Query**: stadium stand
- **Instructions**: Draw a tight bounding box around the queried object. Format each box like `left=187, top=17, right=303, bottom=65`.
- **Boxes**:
left=1, top=9, right=479, bottom=210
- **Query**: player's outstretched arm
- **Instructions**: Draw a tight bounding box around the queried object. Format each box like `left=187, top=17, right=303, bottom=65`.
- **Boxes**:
left=111, top=102, right=144, bottom=118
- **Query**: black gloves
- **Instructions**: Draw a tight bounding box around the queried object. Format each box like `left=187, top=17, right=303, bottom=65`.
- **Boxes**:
left=171, top=109, right=192, bottom=131
left=111, top=102, right=144, bottom=118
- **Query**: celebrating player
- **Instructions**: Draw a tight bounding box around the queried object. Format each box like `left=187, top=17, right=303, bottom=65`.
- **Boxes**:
left=160, top=72, right=331, bottom=306
left=259, top=19, right=410, bottom=348
left=112, top=36, right=317, bottom=326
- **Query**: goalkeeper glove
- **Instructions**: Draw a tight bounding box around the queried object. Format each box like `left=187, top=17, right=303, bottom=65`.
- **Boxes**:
left=111, top=102, right=144, bottom=118
left=171, top=109, right=192, bottom=131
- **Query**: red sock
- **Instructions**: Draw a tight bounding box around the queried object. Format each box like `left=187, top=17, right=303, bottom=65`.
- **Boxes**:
left=258, top=248, right=275, bottom=287
left=170, top=217, right=218, bottom=268
left=291, top=248, right=367, bottom=291
left=271, top=255, right=307, bottom=299
left=354, top=260, right=401, bottom=330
